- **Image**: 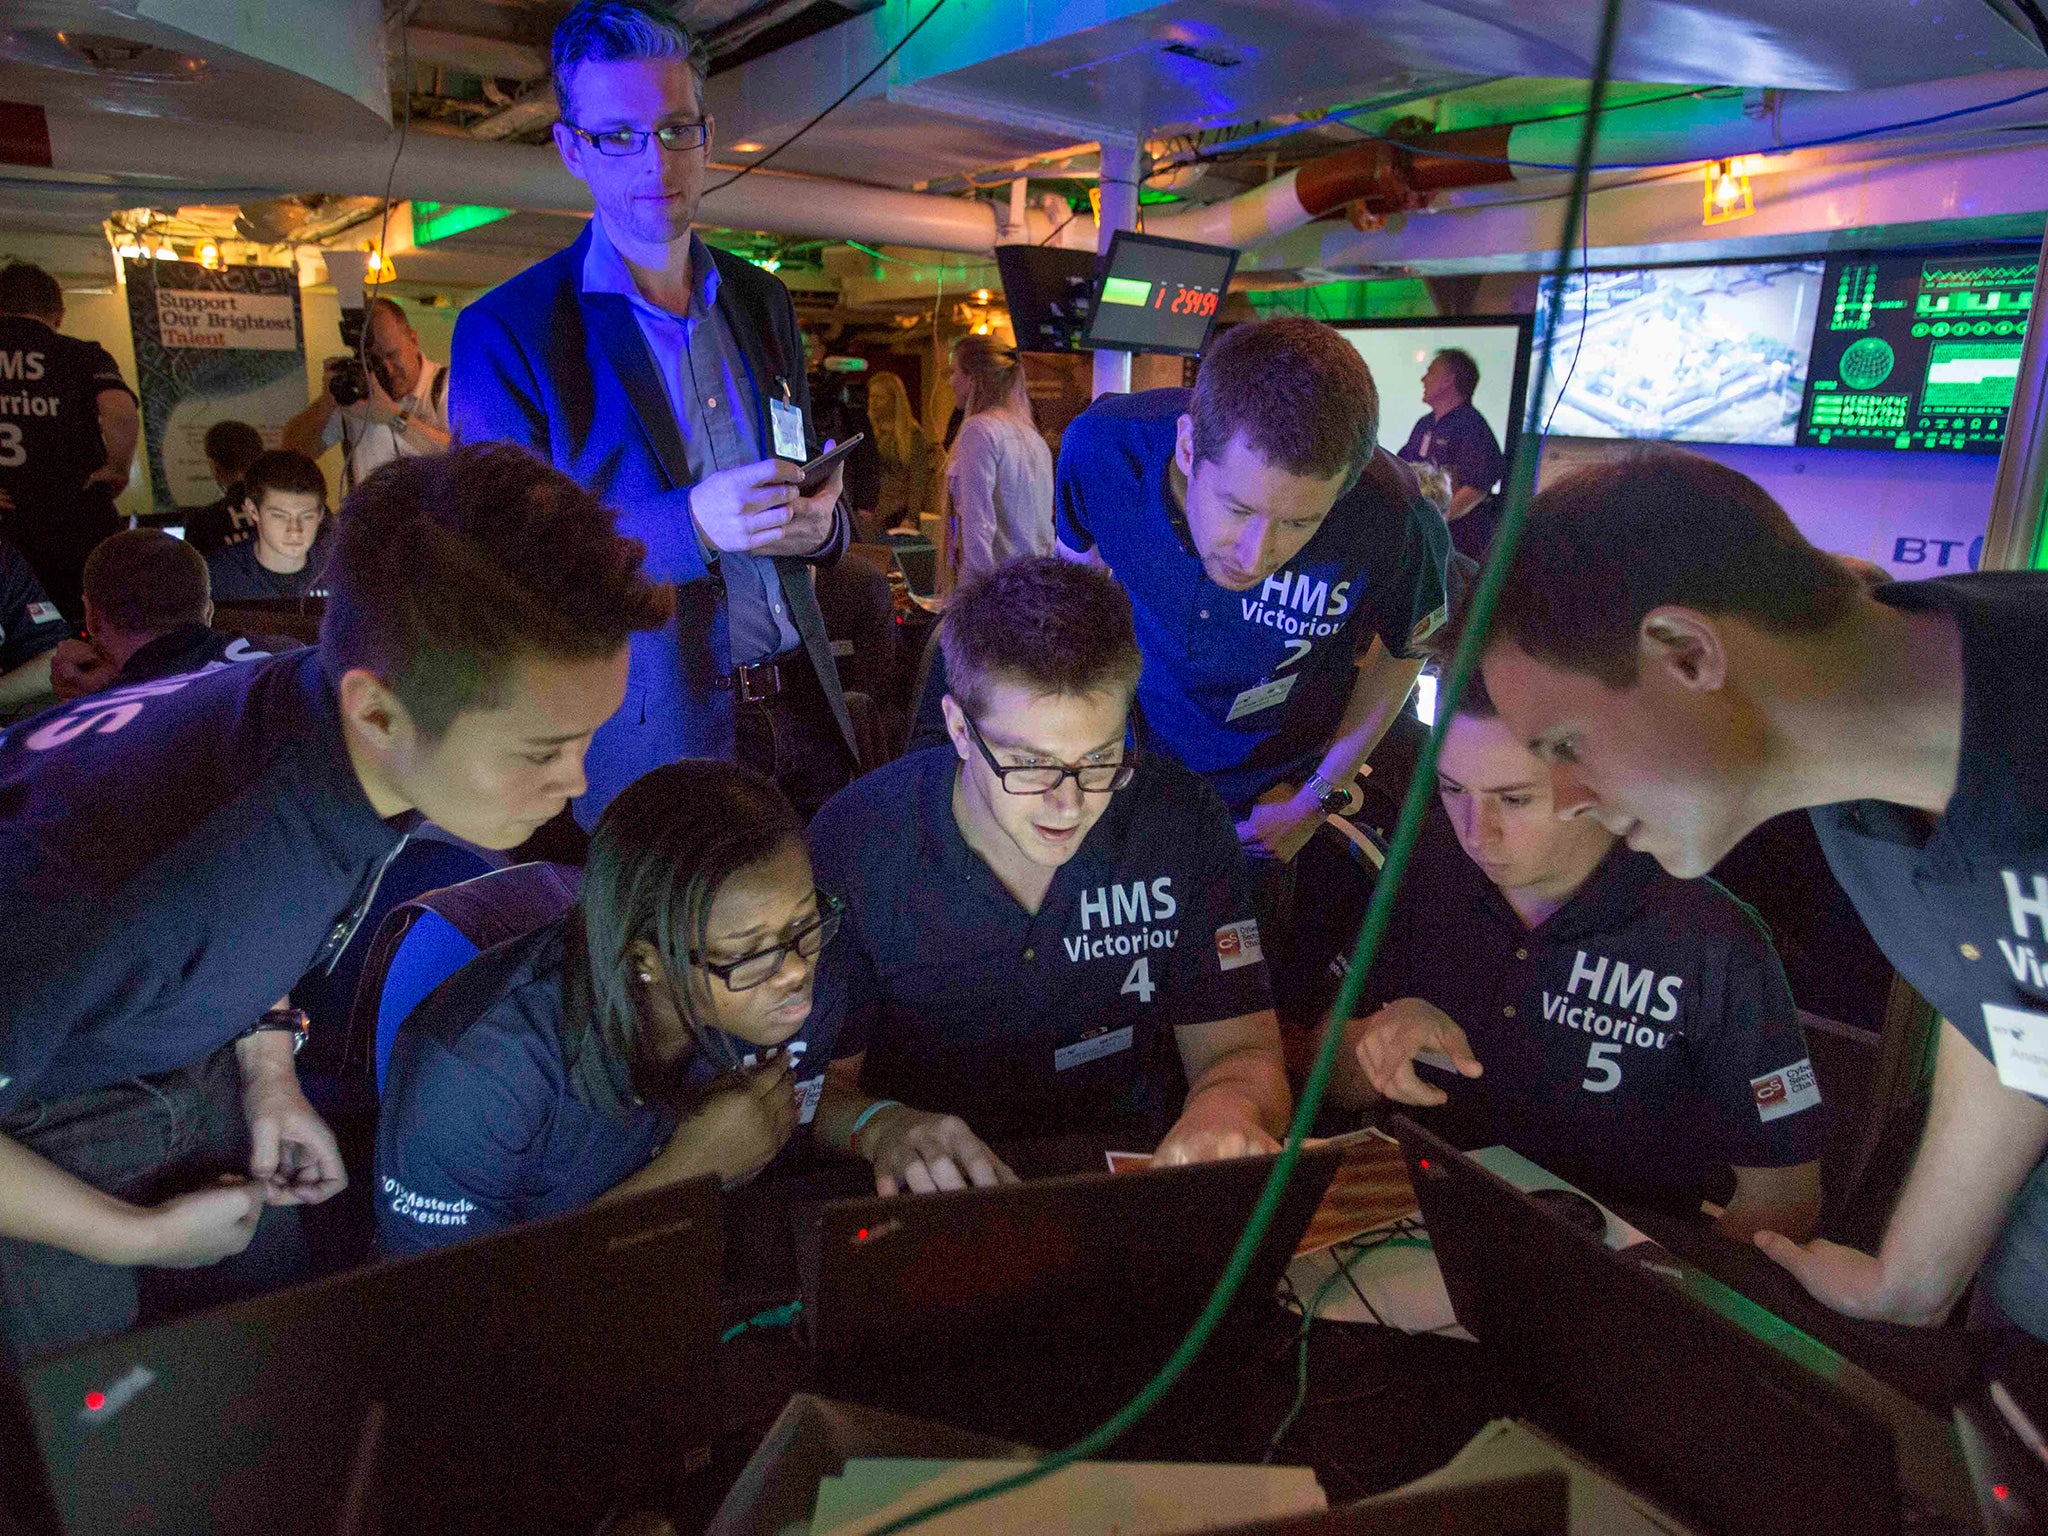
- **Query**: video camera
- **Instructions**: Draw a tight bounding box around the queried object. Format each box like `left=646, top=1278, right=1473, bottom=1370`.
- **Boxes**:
left=327, top=308, right=369, bottom=406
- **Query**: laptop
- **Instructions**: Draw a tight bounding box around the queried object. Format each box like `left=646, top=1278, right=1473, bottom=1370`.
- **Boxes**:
left=12, top=1175, right=723, bottom=1536
left=795, top=1144, right=1342, bottom=1357
left=1392, top=1116, right=1904, bottom=1536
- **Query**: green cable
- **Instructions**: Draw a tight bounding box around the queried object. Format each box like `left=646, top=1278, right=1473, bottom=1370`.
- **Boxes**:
left=860, top=7, right=1625, bottom=1527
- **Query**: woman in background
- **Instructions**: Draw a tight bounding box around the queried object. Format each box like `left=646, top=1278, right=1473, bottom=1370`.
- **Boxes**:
left=866, top=371, right=931, bottom=539
left=943, top=335, right=1054, bottom=584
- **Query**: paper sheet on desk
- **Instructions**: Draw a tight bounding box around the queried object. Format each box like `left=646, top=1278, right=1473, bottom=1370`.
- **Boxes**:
left=1281, top=1145, right=1660, bottom=1335
left=1383, top=1419, right=1700, bottom=1536
left=809, top=1458, right=1325, bottom=1536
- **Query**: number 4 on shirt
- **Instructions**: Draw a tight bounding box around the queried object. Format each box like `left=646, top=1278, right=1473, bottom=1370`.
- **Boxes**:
left=1121, top=957, right=1157, bottom=1003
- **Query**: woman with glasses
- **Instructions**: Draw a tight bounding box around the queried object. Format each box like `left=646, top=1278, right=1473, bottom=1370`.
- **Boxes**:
left=373, top=760, right=856, bottom=1258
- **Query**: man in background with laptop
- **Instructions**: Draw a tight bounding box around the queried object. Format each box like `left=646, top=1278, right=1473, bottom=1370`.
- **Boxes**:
left=809, top=558, right=1291, bottom=1194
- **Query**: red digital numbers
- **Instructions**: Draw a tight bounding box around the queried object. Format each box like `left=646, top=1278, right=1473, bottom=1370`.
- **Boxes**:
left=1168, top=286, right=1219, bottom=318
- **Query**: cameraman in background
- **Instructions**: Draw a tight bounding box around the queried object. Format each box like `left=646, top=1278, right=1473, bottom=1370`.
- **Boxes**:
left=283, top=296, right=449, bottom=490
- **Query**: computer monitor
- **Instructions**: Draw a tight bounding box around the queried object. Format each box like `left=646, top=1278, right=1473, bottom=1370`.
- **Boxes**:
left=1081, top=230, right=1239, bottom=357
left=1533, top=259, right=1827, bottom=445
left=1798, top=246, right=2036, bottom=453
left=12, top=1176, right=723, bottom=1536
left=993, top=245, right=1098, bottom=354
left=1392, top=1117, right=1901, bottom=1536
left=796, top=1143, right=1341, bottom=1357
left=1333, top=317, right=1532, bottom=467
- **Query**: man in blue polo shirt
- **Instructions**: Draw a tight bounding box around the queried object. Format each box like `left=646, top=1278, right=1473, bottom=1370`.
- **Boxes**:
left=810, top=558, right=1291, bottom=1195
left=0, top=444, right=670, bottom=1364
left=1471, top=444, right=2048, bottom=1338
left=1057, top=316, right=1449, bottom=869
left=1396, top=347, right=1507, bottom=563
left=1318, top=663, right=1823, bottom=1239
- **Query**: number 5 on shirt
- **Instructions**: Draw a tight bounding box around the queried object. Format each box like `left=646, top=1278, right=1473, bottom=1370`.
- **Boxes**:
left=1582, top=1041, right=1623, bottom=1093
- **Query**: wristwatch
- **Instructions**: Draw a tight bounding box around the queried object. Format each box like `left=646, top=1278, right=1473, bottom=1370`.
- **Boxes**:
left=1305, top=771, right=1352, bottom=816
left=238, top=1006, right=310, bottom=1056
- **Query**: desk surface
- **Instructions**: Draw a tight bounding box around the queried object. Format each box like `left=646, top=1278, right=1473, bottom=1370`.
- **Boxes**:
left=671, top=1134, right=1988, bottom=1534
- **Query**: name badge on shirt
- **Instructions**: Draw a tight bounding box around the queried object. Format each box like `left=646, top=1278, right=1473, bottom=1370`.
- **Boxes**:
left=1055, top=1027, right=1135, bottom=1072
left=1225, top=674, right=1297, bottom=722
left=768, top=397, right=807, bottom=462
left=1986, top=1003, right=2048, bottom=1098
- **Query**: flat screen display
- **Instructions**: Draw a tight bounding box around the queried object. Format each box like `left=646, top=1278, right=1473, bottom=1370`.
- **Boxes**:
left=1797, top=250, right=2034, bottom=453
left=1082, top=231, right=1238, bottom=356
left=1335, top=319, right=1531, bottom=467
left=1534, top=259, right=1826, bottom=445
left=994, top=245, right=1096, bottom=354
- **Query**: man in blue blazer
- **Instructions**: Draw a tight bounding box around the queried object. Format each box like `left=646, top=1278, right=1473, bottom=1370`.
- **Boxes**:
left=451, top=0, right=858, bottom=826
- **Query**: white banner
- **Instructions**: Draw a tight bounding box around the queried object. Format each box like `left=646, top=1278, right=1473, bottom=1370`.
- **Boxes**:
left=155, top=288, right=301, bottom=352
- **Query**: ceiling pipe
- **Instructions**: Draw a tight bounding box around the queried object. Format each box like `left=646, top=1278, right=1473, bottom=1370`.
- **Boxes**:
left=4, top=104, right=1003, bottom=251
left=1146, top=67, right=2048, bottom=250
left=14, top=65, right=2048, bottom=264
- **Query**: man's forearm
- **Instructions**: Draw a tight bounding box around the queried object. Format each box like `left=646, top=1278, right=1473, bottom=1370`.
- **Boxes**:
left=0, top=651, right=53, bottom=711
left=1867, top=1022, right=2048, bottom=1322
left=1316, top=641, right=1422, bottom=788
left=1185, top=1042, right=1292, bottom=1138
left=97, top=393, right=140, bottom=481
left=0, top=1131, right=152, bottom=1264
left=282, top=396, right=336, bottom=459
left=397, top=415, right=452, bottom=454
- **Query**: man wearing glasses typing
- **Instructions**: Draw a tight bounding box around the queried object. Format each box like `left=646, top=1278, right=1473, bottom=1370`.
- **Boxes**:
left=807, top=559, right=1293, bottom=1195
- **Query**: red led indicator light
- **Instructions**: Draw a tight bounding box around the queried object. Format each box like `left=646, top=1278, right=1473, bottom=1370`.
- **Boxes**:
left=856, top=1227, right=869, bottom=1242
left=1995, top=1484, right=2011, bottom=1502
left=1418, top=1159, right=1431, bottom=1170
left=84, top=1391, right=105, bottom=1412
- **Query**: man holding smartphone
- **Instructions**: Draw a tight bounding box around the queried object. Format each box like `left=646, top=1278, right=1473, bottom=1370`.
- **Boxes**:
left=451, top=0, right=860, bottom=821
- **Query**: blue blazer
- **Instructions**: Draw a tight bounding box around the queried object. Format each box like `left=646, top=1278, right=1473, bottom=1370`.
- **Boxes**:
left=449, top=225, right=857, bottom=826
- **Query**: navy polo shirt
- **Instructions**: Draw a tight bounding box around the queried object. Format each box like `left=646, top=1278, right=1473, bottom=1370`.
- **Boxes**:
left=0, top=648, right=411, bottom=1116
left=1398, top=402, right=1506, bottom=500
left=1056, top=389, right=1450, bottom=817
left=205, top=534, right=331, bottom=602
left=0, top=539, right=65, bottom=673
left=375, top=913, right=852, bottom=1257
left=807, top=745, right=1271, bottom=1143
left=1810, top=573, right=2048, bottom=1095
left=1365, top=810, right=1824, bottom=1211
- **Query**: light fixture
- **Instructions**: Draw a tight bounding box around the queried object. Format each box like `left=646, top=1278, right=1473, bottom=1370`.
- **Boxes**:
left=199, top=241, right=221, bottom=269
left=731, top=140, right=764, bottom=153
left=973, top=321, right=991, bottom=335
left=154, top=243, right=176, bottom=260
left=1702, top=158, right=1753, bottom=225
left=759, top=256, right=781, bottom=272
left=114, top=240, right=143, bottom=260
left=972, top=288, right=990, bottom=303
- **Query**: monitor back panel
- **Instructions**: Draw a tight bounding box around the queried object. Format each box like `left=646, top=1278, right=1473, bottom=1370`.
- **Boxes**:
left=1396, top=1120, right=1897, bottom=1536
left=26, top=1177, right=723, bottom=1536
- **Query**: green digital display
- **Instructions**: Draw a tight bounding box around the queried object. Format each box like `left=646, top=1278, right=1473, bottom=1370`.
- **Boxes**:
left=1799, top=250, right=2034, bottom=453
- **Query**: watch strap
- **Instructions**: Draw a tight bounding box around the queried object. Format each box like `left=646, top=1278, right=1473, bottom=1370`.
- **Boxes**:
left=240, top=1006, right=310, bottom=1055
